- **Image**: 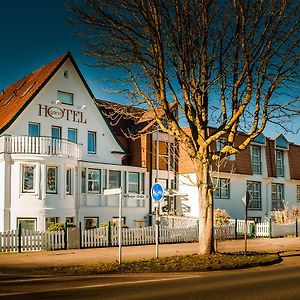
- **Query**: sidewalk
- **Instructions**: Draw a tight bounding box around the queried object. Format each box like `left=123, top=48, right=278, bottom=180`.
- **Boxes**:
left=1, top=237, right=300, bottom=272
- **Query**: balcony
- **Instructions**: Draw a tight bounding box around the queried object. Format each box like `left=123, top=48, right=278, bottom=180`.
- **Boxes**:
left=0, top=135, right=81, bottom=160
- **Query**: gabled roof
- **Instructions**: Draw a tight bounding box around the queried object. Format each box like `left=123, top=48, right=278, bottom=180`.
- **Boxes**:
left=0, top=52, right=95, bottom=134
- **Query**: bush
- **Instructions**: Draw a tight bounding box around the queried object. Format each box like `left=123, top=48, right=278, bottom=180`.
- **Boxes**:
left=273, top=205, right=300, bottom=224
left=214, top=209, right=231, bottom=226
left=47, top=222, right=77, bottom=232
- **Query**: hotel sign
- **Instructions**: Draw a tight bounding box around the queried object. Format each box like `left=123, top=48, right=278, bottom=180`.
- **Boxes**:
left=38, top=104, right=86, bottom=124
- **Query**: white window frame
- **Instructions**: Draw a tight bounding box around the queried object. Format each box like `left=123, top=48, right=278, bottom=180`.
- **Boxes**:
left=22, top=165, right=35, bottom=193
left=17, top=218, right=37, bottom=231
left=66, top=168, right=72, bottom=195
left=247, top=181, right=262, bottom=210
left=272, top=183, right=284, bottom=210
left=28, top=122, right=40, bottom=137
left=251, top=146, right=262, bottom=174
left=109, top=170, right=121, bottom=189
left=68, top=128, right=77, bottom=143
left=87, top=169, right=101, bottom=193
left=276, top=150, right=285, bottom=177
left=46, top=166, right=58, bottom=194
left=213, top=178, right=230, bottom=199
left=128, top=172, right=140, bottom=194
left=88, top=131, right=96, bottom=154
left=57, top=90, right=74, bottom=105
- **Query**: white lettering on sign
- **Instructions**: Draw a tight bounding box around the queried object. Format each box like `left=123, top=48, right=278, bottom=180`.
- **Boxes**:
left=38, top=104, right=87, bottom=124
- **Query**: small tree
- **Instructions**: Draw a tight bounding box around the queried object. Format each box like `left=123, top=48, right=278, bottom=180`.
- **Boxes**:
left=67, top=0, right=300, bottom=254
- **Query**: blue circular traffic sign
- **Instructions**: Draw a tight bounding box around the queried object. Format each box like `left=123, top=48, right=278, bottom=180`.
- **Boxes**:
left=151, top=183, right=164, bottom=202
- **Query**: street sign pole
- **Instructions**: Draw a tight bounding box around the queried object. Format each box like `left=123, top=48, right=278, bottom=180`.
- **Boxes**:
left=151, top=183, right=164, bottom=259
left=119, top=187, right=122, bottom=264
left=155, top=203, right=160, bottom=258
left=104, top=187, right=123, bottom=264
left=244, top=191, right=250, bottom=254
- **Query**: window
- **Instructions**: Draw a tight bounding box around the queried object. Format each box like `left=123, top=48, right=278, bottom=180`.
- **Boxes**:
left=297, top=185, right=300, bottom=201
left=81, top=168, right=86, bottom=193
left=57, top=91, right=73, bottom=105
left=140, top=173, right=145, bottom=194
left=88, top=131, right=96, bottom=154
left=276, top=150, right=284, bottom=177
left=251, top=146, right=262, bottom=174
left=46, top=167, right=57, bottom=194
left=51, top=126, right=61, bottom=140
left=66, top=217, right=74, bottom=224
left=17, top=218, right=36, bottom=231
left=213, top=178, right=230, bottom=199
left=22, top=165, right=35, bottom=193
left=112, top=217, right=126, bottom=227
left=68, top=128, right=77, bottom=143
left=28, top=122, right=40, bottom=137
left=45, top=217, right=59, bottom=230
left=84, top=217, right=99, bottom=230
left=88, top=169, right=101, bottom=193
left=66, top=168, right=72, bottom=195
left=272, top=183, right=284, bottom=210
left=216, top=137, right=227, bottom=152
left=128, top=172, right=139, bottom=193
left=102, top=169, right=108, bottom=192
left=247, top=181, right=262, bottom=210
left=109, top=170, right=121, bottom=189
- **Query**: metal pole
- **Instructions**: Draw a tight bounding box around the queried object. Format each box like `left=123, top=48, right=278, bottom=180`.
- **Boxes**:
left=118, top=187, right=122, bottom=264
left=156, top=203, right=160, bottom=258
left=156, top=130, right=159, bottom=183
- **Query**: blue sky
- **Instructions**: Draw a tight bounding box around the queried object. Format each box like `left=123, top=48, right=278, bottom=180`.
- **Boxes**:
left=0, top=0, right=299, bottom=144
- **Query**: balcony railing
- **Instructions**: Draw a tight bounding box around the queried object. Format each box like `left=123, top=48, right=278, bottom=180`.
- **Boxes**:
left=0, top=135, right=81, bottom=160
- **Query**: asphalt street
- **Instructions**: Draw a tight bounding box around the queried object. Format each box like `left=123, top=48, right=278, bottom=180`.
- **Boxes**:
left=1, top=254, right=300, bottom=300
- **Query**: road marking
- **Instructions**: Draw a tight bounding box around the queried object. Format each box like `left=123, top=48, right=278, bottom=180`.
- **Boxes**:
left=0, top=274, right=202, bottom=297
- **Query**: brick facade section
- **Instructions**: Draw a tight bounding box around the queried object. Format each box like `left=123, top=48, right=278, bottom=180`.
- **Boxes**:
left=289, top=144, right=300, bottom=180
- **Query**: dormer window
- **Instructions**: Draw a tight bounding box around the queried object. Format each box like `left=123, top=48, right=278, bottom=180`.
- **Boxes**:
left=57, top=91, right=73, bottom=105
left=276, top=150, right=284, bottom=177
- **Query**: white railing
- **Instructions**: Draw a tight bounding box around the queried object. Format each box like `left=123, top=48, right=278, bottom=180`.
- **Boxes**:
left=0, top=229, right=65, bottom=252
left=0, top=135, right=81, bottom=160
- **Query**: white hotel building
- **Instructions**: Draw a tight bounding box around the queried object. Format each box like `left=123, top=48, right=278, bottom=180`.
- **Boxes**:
left=0, top=52, right=148, bottom=232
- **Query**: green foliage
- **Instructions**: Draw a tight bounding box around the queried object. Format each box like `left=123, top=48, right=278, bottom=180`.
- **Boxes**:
left=47, top=222, right=77, bottom=232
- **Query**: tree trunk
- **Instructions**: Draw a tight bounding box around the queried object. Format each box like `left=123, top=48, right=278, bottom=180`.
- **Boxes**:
left=197, top=161, right=214, bottom=255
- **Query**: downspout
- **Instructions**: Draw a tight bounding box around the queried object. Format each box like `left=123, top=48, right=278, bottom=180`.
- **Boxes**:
left=148, top=133, right=153, bottom=225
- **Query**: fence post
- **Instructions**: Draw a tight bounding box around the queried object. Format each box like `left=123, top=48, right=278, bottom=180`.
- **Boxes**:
left=234, top=219, right=238, bottom=240
left=64, top=222, right=67, bottom=250
left=296, top=219, right=298, bottom=237
left=269, top=219, right=272, bottom=238
left=78, top=222, right=82, bottom=249
left=18, top=223, right=22, bottom=253
left=107, top=221, right=112, bottom=247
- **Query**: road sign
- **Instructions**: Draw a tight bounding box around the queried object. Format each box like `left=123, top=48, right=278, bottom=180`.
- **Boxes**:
left=103, top=188, right=121, bottom=195
left=151, top=183, right=164, bottom=202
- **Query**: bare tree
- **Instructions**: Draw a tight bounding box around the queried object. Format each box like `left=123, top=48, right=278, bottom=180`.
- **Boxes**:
left=67, top=0, right=299, bottom=254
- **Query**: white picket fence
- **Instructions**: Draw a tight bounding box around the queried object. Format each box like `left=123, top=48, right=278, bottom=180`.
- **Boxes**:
left=3, top=220, right=300, bottom=253
left=81, top=226, right=199, bottom=248
left=0, top=229, right=65, bottom=252
left=254, top=221, right=300, bottom=237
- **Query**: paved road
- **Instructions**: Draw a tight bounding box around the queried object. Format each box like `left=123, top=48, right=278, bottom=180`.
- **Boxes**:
left=1, top=254, right=300, bottom=300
